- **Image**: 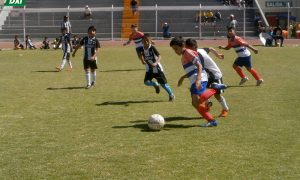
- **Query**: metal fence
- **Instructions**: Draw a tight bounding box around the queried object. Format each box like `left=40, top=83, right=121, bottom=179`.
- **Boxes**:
left=0, top=4, right=299, bottom=41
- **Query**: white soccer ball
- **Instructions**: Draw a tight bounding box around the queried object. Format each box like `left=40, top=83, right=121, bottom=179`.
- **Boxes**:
left=148, top=114, right=165, bottom=130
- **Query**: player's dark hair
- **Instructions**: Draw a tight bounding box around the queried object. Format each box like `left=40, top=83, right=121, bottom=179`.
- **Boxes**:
left=131, top=24, right=138, bottom=28
left=142, top=33, right=150, bottom=40
left=185, top=38, right=198, bottom=49
left=88, top=26, right=96, bottom=32
left=169, top=37, right=185, bottom=47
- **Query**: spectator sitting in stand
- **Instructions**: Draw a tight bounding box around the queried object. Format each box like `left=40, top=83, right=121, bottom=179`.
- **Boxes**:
left=214, top=10, right=222, bottom=22
left=25, top=35, right=36, bottom=49
left=40, top=37, right=50, bottom=49
left=14, top=35, right=24, bottom=50
left=72, top=35, right=81, bottom=49
left=272, top=25, right=284, bottom=47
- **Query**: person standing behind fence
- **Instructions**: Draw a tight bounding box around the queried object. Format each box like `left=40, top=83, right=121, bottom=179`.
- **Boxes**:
left=130, top=0, right=138, bottom=16
left=61, top=16, right=72, bottom=36
left=227, top=14, right=237, bottom=30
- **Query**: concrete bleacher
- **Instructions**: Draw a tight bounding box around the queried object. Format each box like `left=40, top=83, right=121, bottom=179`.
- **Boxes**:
left=139, top=0, right=256, bottom=38
left=0, top=0, right=257, bottom=40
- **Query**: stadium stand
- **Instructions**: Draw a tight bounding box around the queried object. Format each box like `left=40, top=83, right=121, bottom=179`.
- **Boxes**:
left=0, top=0, right=257, bottom=40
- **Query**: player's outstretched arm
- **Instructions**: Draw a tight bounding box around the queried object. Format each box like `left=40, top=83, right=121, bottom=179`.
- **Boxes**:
left=123, top=40, right=131, bottom=46
left=209, top=47, right=224, bottom=59
left=178, top=74, right=188, bottom=87
left=247, top=44, right=258, bottom=54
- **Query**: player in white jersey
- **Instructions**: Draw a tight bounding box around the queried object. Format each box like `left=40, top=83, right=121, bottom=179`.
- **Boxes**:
left=185, top=38, right=229, bottom=117
left=56, top=28, right=72, bottom=71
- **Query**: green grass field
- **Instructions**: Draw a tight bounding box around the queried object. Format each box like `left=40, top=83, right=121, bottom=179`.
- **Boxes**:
left=0, top=44, right=299, bottom=179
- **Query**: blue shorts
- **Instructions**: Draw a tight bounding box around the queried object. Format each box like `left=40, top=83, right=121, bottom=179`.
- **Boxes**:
left=190, top=81, right=207, bottom=95
left=234, top=56, right=252, bottom=68
left=135, top=47, right=144, bottom=57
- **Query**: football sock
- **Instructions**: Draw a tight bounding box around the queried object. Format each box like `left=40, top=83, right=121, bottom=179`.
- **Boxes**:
left=68, top=60, right=72, bottom=69
left=234, top=66, right=246, bottom=78
left=197, top=103, right=214, bottom=121
left=219, top=96, right=229, bottom=111
left=60, top=59, right=67, bottom=69
left=92, top=71, right=96, bottom=82
left=144, top=80, right=159, bottom=87
left=161, top=83, right=173, bottom=96
left=199, top=89, right=216, bottom=103
left=248, top=68, right=261, bottom=81
left=85, top=71, right=91, bottom=85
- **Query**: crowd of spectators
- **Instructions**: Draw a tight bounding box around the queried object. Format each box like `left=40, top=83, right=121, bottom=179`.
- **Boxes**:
left=221, top=0, right=253, bottom=7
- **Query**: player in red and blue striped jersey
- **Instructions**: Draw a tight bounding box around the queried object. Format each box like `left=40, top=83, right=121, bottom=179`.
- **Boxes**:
left=123, top=24, right=146, bottom=63
left=170, top=37, right=227, bottom=127
left=72, top=26, right=101, bottom=89
left=219, top=27, right=264, bottom=86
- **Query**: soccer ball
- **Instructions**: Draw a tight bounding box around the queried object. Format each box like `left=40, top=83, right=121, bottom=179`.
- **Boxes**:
left=148, top=114, right=165, bottom=130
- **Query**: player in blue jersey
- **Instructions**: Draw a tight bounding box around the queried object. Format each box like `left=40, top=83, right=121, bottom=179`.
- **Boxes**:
left=141, top=34, right=175, bottom=101
left=56, top=28, right=73, bottom=71
left=72, top=26, right=101, bottom=89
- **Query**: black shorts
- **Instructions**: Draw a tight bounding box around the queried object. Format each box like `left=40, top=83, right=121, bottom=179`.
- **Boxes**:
left=144, top=71, right=167, bottom=85
left=207, top=77, right=224, bottom=94
left=83, top=59, right=98, bottom=69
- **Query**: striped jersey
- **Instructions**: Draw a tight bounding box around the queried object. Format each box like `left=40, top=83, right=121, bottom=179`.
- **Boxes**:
left=80, top=36, right=101, bottom=61
left=197, top=48, right=222, bottom=80
left=129, top=31, right=144, bottom=48
left=142, top=44, right=163, bottom=73
left=61, top=21, right=72, bottom=34
left=181, top=48, right=208, bottom=85
left=226, top=36, right=251, bottom=57
left=59, top=34, right=71, bottom=53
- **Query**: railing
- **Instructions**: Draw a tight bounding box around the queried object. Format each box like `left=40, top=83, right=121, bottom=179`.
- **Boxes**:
left=0, top=4, right=299, bottom=41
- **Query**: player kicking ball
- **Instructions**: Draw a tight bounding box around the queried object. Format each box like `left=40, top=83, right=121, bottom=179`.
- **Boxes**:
left=141, top=34, right=175, bottom=102
left=170, top=37, right=227, bottom=127
left=72, top=26, right=101, bottom=89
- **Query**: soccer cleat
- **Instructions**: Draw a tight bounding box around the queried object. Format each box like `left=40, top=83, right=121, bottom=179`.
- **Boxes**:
left=239, top=77, right=249, bottom=85
left=55, top=66, right=61, bottom=71
left=219, top=110, right=229, bottom=117
left=85, top=84, right=91, bottom=89
left=169, top=94, right=175, bottom=102
left=256, top=79, right=264, bottom=86
left=211, top=83, right=227, bottom=90
left=91, top=81, right=96, bottom=87
left=200, top=120, right=218, bottom=127
left=154, top=85, right=160, bottom=94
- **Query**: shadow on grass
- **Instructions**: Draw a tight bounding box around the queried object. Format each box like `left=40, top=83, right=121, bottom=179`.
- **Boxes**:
left=47, top=86, right=85, bottom=90
left=100, top=68, right=144, bottom=73
left=131, top=116, right=202, bottom=123
left=227, top=84, right=257, bottom=88
left=96, top=100, right=164, bottom=106
left=113, top=116, right=201, bottom=132
left=112, top=123, right=197, bottom=132
left=32, top=70, right=59, bottom=73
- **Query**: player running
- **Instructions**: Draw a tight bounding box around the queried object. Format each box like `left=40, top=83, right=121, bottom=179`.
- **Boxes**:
left=141, top=34, right=175, bottom=101
left=170, top=37, right=227, bottom=127
left=185, top=38, right=229, bottom=117
left=219, top=27, right=264, bottom=86
left=123, top=24, right=146, bottom=62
